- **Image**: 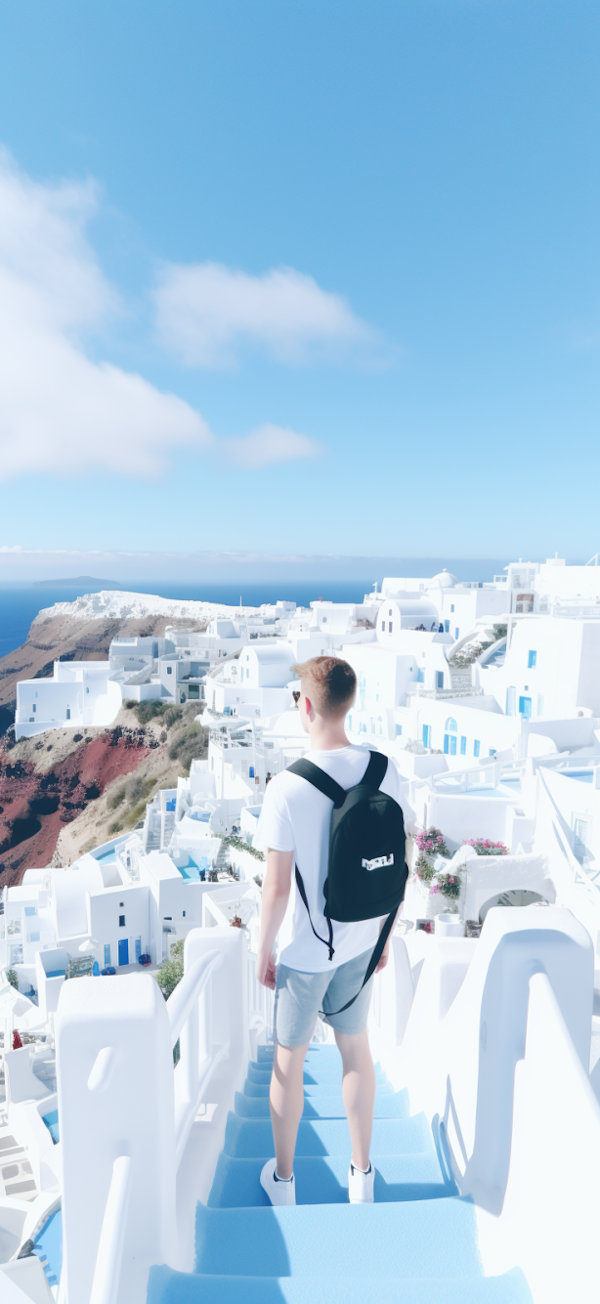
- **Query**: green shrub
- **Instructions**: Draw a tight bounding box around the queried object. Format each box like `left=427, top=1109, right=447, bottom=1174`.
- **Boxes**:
left=107, top=784, right=126, bottom=811
left=167, top=723, right=209, bottom=773
left=124, top=699, right=137, bottom=710
left=164, top=706, right=183, bottom=729
left=6, top=969, right=18, bottom=990
left=126, top=775, right=149, bottom=805
left=133, top=700, right=171, bottom=726
left=108, top=819, right=124, bottom=834
left=127, top=799, right=149, bottom=827
left=156, top=939, right=184, bottom=1000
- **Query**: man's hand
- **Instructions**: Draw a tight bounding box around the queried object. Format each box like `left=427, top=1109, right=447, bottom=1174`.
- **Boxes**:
left=375, top=946, right=390, bottom=974
left=256, top=950, right=277, bottom=990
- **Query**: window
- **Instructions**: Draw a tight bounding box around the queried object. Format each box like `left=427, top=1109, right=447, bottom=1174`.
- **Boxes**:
left=474, top=739, right=480, bottom=757
left=435, top=671, right=444, bottom=689
left=444, top=620, right=450, bottom=633
left=460, top=736, right=467, bottom=755
left=422, top=724, right=431, bottom=748
left=454, top=628, right=459, bottom=640
left=167, top=666, right=172, bottom=674
left=381, top=622, right=386, bottom=632
left=450, top=604, right=455, bottom=613
left=389, top=609, right=392, bottom=616
left=29, top=931, right=40, bottom=942
left=443, top=717, right=457, bottom=755
left=519, top=695, right=532, bottom=720
left=66, top=707, right=70, bottom=719
left=86, top=687, right=90, bottom=694
left=24, top=906, right=36, bottom=917
left=183, top=911, right=186, bottom=918
left=32, top=703, right=36, bottom=713
left=104, top=944, right=111, bottom=967
left=417, top=668, right=425, bottom=683
left=322, top=617, right=327, bottom=623
left=572, top=817, right=589, bottom=864
left=489, top=748, right=497, bottom=757
left=395, top=724, right=402, bottom=736
left=389, top=623, right=393, bottom=634
left=528, top=650, right=537, bottom=668
left=119, top=915, right=126, bottom=927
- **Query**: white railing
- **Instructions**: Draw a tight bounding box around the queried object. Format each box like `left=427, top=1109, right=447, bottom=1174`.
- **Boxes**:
left=89, top=1156, right=132, bottom=1304
left=59, top=925, right=269, bottom=1304
left=166, top=949, right=227, bottom=1167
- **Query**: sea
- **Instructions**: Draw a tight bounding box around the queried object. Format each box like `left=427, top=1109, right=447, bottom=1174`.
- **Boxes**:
left=0, top=562, right=508, bottom=661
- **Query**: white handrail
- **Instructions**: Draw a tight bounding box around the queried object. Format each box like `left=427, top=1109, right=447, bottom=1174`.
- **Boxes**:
left=174, top=1039, right=230, bottom=1167
left=167, top=950, right=223, bottom=1046
left=89, top=1155, right=132, bottom=1304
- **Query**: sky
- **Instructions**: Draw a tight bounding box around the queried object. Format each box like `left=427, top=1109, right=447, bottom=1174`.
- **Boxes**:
left=0, top=0, right=599, bottom=578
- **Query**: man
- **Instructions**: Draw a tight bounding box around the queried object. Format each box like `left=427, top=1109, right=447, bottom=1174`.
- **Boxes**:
left=254, top=655, right=407, bottom=1206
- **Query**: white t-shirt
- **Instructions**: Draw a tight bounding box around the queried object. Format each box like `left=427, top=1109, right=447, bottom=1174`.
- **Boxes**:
left=254, top=745, right=409, bottom=972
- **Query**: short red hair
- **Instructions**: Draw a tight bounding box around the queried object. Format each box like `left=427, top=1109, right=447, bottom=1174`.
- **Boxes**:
left=291, top=656, right=356, bottom=718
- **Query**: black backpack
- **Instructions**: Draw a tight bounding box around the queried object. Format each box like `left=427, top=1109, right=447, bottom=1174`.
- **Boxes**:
left=286, top=750, right=408, bottom=1013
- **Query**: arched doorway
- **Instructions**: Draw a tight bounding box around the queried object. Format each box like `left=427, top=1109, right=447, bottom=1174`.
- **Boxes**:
left=479, top=889, right=546, bottom=923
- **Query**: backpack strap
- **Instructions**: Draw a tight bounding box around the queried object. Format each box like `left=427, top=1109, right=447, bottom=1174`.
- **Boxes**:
left=361, top=750, right=388, bottom=789
left=287, top=759, right=345, bottom=963
left=320, top=906, right=398, bottom=1017
left=287, top=758, right=346, bottom=806
left=294, top=866, right=335, bottom=961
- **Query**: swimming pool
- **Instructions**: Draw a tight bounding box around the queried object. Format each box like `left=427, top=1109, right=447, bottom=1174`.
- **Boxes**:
left=33, top=1207, right=62, bottom=1288
left=174, top=855, right=210, bottom=882
left=562, top=769, right=593, bottom=783
left=42, top=1108, right=59, bottom=1144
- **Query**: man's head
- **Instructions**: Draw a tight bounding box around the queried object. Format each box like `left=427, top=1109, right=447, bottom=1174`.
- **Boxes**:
left=291, top=656, right=356, bottom=734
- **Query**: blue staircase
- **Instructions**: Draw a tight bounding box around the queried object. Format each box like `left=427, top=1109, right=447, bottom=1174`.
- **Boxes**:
left=147, top=1044, right=533, bottom=1303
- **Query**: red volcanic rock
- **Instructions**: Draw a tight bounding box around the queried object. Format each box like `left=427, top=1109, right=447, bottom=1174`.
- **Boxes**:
left=0, top=731, right=151, bottom=886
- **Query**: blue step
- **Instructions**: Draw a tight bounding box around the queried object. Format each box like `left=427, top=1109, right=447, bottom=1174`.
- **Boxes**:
left=233, top=1088, right=409, bottom=1120
left=255, top=1045, right=340, bottom=1062
left=247, top=1062, right=386, bottom=1086
left=208, top=1151, right=457, bottom=1207
left=242, top=1076, right=395, bottom=1098
left=223, top=1112, right=434, bottom=1159
left=194, top=1198, right=492, bottom=1278
left=148, top=1266, right=533, bottom=1304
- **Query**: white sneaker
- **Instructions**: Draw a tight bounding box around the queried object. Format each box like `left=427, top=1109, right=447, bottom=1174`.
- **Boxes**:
left=348, top=1160, right=375, bottom=1203
left=260, top=1158, right=296, bottom=1206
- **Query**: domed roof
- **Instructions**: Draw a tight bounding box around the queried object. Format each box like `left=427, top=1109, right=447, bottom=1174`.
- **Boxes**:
left=429, top=569, right=458, bottom=588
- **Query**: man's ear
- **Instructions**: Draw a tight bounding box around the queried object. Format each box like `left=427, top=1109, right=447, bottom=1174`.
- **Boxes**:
left=303, top=694, right=313, bottom=718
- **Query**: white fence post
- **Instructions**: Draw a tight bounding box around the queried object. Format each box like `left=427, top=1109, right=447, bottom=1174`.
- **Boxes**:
left=182, top=926, right=250, bottom=1089
left=57, top=975, right=177, bottom=1304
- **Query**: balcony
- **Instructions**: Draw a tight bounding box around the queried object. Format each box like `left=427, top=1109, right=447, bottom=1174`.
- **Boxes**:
left=407, top=685, right=483, bottom=701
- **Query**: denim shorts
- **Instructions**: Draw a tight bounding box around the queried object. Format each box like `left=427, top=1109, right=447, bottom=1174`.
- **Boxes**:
left=274, top=948, right=374, bottom=1048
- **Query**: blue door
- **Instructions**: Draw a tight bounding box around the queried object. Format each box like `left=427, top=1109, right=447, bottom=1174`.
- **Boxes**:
left=118, top=938, right=129, bottom=966
left=519, top=696, right=532, bottom=719
left=135, top=937, right=142, bottom=961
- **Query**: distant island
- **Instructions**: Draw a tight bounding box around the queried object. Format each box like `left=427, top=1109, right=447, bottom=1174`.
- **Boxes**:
left=33, top=576, right=121, bottom=589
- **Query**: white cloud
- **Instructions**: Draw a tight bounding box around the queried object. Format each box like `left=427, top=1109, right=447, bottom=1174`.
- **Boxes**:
left=0, top=154, right=318, bottom=478
left=154, top=261, right=373, bottom=368
left=223, top=424, right=322, bottom=468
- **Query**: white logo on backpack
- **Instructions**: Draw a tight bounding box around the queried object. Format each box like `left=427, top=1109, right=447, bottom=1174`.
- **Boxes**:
left=361, top=854, right=394, bottom=872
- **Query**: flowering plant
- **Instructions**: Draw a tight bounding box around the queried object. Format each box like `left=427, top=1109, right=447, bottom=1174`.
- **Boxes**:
left=463, top=838, right=508, bottom=857
left=414, top=852, right=436, bottom=884
left=415, top=827, right=450, bottom=858
left=434, top=871, right=461, bottom=900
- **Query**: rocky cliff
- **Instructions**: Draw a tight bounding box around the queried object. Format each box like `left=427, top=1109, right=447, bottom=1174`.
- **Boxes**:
left=0, top=589, right=258, bottom=720
left=0, top=590, right=236, bottom=884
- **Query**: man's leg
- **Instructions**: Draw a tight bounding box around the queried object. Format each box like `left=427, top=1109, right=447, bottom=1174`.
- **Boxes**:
left=334, top=1028, right=376, bottom=1171
left=269, top=1040, right=310, bottom=1179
